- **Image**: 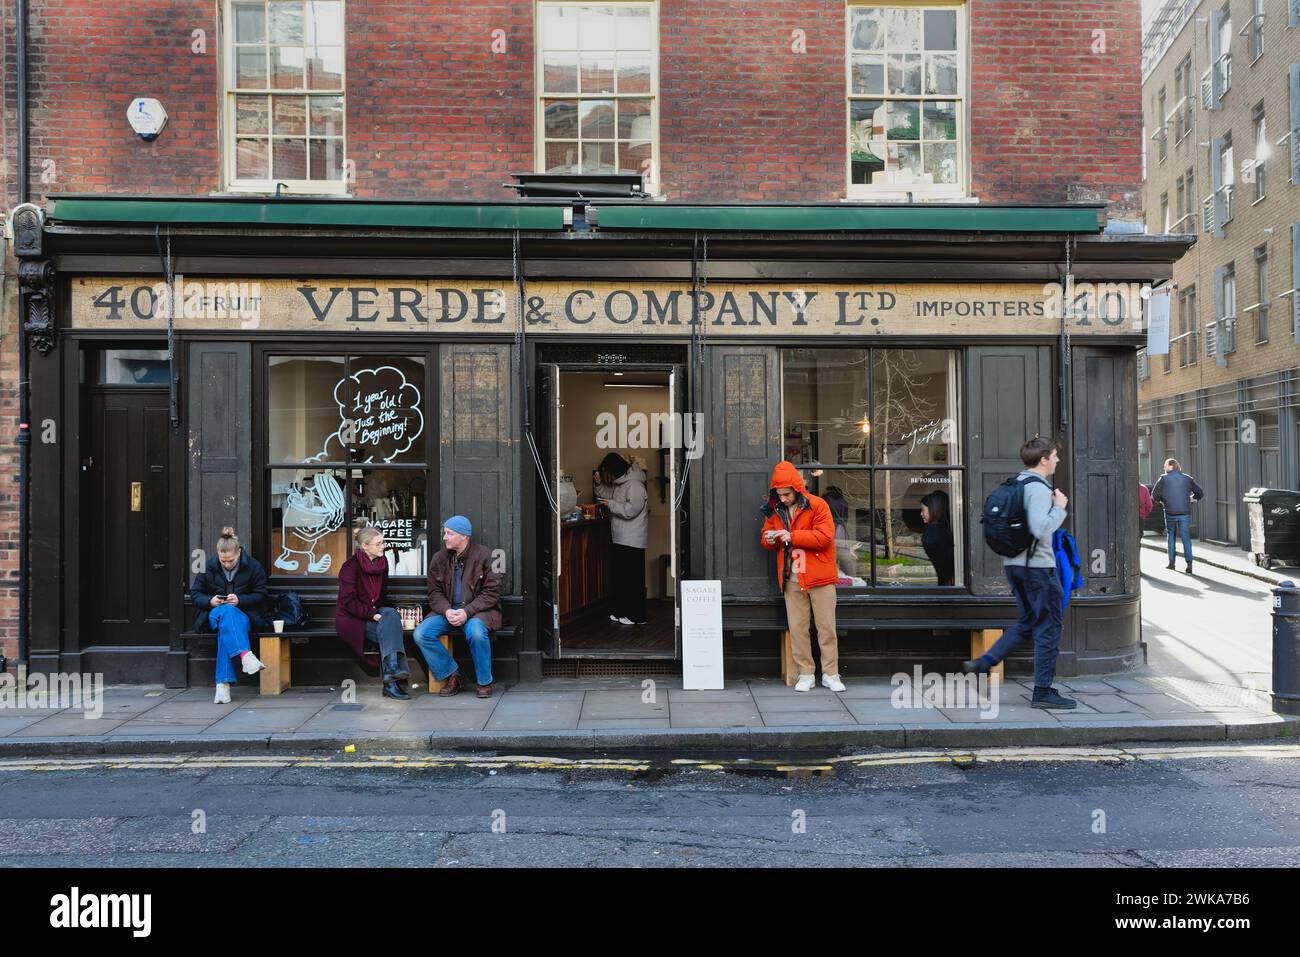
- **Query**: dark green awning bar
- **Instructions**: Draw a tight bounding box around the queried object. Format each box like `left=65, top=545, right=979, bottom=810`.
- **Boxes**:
left=596, top=204, right=1101, bottom=233
left=47, top=197, right=565, bottom=231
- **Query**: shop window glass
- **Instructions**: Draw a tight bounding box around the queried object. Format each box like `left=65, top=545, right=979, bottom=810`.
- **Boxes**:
left=94, top=349, right=171, bottom=385
left=782, top=348, right=962, bottom=589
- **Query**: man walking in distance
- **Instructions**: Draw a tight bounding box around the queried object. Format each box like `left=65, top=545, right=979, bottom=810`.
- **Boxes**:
left=760, top=461, right=845, bottom=693
left=964, top=436, right=1076, bottom=710
left=1151, top=457, right=1204, bottom=575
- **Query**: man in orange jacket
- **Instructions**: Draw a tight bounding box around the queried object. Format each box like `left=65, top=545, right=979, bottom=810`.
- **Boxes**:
left=760, top=461, right=845, bottom=692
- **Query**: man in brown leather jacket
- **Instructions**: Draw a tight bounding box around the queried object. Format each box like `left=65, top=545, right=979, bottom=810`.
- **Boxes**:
left=413, top=515, right=501, bottom=698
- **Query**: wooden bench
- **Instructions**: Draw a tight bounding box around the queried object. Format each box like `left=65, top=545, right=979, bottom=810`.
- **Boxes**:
left=779, top=628, right=1005, bottom=685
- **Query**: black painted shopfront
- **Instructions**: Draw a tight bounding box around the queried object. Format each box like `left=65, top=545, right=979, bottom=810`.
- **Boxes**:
left=19, top=197, right=1191, bottom=686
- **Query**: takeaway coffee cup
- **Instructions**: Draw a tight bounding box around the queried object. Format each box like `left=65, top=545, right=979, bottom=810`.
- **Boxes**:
left=272, top=619, right=285, bottom=634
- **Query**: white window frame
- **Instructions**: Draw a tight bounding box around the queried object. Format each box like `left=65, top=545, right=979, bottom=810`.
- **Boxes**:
left=534, top=1, right=661, bottom=197
left=845, top=1, right=970, bottom=202
left=220, top=0, right=349, bottom=196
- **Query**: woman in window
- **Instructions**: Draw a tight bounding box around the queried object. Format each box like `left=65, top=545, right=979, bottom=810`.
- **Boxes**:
left=919, top=490, right=955, bottom=586
left=593, top=452, right=649, bottom=626
left=336, top=526, right=410, bottom=699
left=189, top=527, right=268, bottom=704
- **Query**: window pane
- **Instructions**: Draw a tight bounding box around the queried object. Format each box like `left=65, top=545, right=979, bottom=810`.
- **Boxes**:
left=617, top=54, right=651, bottom=94
left=309, top=94, right=344, bottom=135
left=305, top=0, right=343, bottom=45
left=802, top=470, right=872, bottom=587
left=579, top=98, right=615, bottom=137
left=543, top=53, right=578, bottom=93
left=273, top=137, right=308, bottom=178
left=888, top=53, right=922, bottom=95
left=871, top=350, right=959, bottom=466
left=351, top=469, right=431, bottom=576
left=271, top=468, right=348, bottom=577
left=886, top=8, right=922, bottom=51
left=892, top=142, right=921, bottom=177
left=925, top=52, right=958, bottom=94
left=544, top=99, right=579, bottom=138
left=344, top=357, right=427, bottom=464
left=236, top=94, right=269, bottom=134
left=270, top=355, right=346, bottom=462
left=850, top=8, right=885, bottom=50
left=617, top=98, right=652, bottom=139
left=545, top=140, right=580, bottom=172
left=308, top=137, right=345, bottom=179
left=582, top=141, right=616, bottom=172
left=886, top=100, right=920, bottom=139
left=272, top=95, right=306, bottom=135
left=616, top=5, right=652, bottom=49
left=849, top=99, right=886, bottom=184
left=95, top=349, right=171, bottom=385
left=236, top=137, right=270, bottom=178
left=235, top=46, right=268, bottom=88
left=781, top=348, right=871, bottom=467
left=849, top=54, right=884, bottom=96
left=233, top=2, right=266, bottom=43
left=924, top=8, right=957, bottom=50
left=271, top=46, right=306, bottom=88
left=269, top=0, right=304, bottom=43
left=923, top=100, right=958, bottom=140
left=307, top=46, right=343, bottom=89
left=579, top=5, right=617, bottom=48
left=580, top=55, right=615, bottom=94
left=924, top=141, right=959, bottom=184
left=617, top=140, right=651, bottom=175
left=872, top=470, right=962, bottom=586
left=540, top=6, right=579, bottom=48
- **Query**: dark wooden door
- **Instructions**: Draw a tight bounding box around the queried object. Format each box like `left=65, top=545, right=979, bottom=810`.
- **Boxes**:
left=87, top=389, right=172, bottom=645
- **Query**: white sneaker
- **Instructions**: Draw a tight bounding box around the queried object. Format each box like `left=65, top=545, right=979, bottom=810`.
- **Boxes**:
left=822, top=673, right=847, bottom=692
left=793, top=674, right=815, bottom=692
left=240, top=651, right=265, bottom=675
left=214, top=682, right=231, bottom=704
left=610, top=615, right=620, bottom=623
left=616, top=617, right=634, bottom=625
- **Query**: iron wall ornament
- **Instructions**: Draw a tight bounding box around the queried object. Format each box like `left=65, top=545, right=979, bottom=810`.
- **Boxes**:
left=11, top=204, right=43, bottom=257
left=18, top=258, right=55, bottom=355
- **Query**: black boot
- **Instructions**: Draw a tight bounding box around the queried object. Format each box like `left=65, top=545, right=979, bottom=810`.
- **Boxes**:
left=1030, top=685, right=1077, bottom=710
left=391, top=652, right=410, bottom=681
left=382, top=654, right=411, bottom=700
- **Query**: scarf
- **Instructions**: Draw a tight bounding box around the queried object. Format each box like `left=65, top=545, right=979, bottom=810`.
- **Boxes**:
left=354, top=549, right=386, bottom=606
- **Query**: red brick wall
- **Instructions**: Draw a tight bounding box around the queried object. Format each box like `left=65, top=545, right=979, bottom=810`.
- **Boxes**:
left=1, top=0, right=1142, bottom=210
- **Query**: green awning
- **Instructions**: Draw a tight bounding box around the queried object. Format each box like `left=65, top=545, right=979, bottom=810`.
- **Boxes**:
left=47, top=197, right=565, bottom=231
left=596, top=204, right=1101, bottom=233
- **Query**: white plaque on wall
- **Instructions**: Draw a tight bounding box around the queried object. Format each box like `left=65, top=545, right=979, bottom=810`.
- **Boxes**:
left=680, top=580, right=724, bottom=690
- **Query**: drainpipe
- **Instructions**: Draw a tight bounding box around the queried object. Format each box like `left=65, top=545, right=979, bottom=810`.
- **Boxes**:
left=12, top=0, right=31, bottom=675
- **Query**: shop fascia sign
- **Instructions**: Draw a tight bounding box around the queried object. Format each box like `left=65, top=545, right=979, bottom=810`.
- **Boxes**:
left=71, top=277, right=1150, bottom=337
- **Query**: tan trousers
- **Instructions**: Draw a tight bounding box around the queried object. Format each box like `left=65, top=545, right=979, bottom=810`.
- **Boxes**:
left=783, top=578, right=839, bottom=677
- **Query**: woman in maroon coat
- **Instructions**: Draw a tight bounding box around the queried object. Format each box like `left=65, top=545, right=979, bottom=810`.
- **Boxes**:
left=336, top=526, right=410, bottom=699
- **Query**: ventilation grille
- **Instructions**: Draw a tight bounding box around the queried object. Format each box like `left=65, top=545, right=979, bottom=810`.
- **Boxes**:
left=542, top=659, right=681, bottom=677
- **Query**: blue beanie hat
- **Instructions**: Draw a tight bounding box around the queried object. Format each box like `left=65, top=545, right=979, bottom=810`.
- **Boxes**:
left=443, top=515, right=472, bottom=537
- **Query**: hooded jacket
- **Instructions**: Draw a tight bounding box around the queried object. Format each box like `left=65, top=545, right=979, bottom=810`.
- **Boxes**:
left=595, top=464, right=649, bottom=549
left=759, top=461, right=839, bottom=591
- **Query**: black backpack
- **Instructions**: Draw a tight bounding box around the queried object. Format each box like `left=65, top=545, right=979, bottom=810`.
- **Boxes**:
left=981, top=475, right=1050, bottom=557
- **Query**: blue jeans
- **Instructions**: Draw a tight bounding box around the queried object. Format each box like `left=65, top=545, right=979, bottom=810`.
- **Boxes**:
left=1165, top=513, right=1193, bottom=566
left=209, top=603, right=253, bottom=685
left=413, top=614, right=493, bottom=685
left=978, top=565, right=1064, bottom=688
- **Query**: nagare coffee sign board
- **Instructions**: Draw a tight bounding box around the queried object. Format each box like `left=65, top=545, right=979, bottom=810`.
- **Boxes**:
left=70, top=277, right=1148, bottom=337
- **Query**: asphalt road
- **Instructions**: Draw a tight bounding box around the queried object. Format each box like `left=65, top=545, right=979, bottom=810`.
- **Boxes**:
left=0, top=745, right=1297, bottom=867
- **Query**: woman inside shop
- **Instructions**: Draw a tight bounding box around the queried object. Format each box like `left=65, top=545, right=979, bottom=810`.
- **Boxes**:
left=593, top=452, right=649, bottom=626
left=336, top=526, right=411, bottom=700
left=189, top=527, right=268, bottom=704
left=919, top=490, right=955, bottom=586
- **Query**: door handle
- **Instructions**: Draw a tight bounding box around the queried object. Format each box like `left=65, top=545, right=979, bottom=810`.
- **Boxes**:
left=131, top=481, right=142, bottom=512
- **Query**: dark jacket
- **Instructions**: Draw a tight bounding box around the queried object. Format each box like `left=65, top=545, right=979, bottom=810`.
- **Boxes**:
left=922, top=522, right=955, bottom=586
left=335, top=551, right=388, bottom=665
left=427, top=541, right=502, bottom=631
left=190, top=550, right=271, bottom=632
left=1151, top=469, right=1204, bottom=515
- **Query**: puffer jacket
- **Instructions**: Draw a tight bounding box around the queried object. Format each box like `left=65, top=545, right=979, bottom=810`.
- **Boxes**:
left=596, top=464, right=649, bottom=548
left=759, top=461, right=838, bottom=591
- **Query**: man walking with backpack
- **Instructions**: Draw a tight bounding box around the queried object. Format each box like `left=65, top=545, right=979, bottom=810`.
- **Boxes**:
left=1150, top=457, right=1203, bottom=575
left=965, top=436, right=1076, bottom=710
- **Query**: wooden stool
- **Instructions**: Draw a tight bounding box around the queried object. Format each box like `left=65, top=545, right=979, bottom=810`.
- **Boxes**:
left=258, top=633, right=292, bottom=695
left=424, top=635, right=454, bottom=693
left=969, top=628, right=1005, bottom=681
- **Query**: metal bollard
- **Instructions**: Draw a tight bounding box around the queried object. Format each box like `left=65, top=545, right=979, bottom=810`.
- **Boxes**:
left=1272, top=581, right=1300, bottom=715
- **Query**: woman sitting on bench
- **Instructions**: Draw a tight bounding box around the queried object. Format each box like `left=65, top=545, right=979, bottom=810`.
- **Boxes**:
left=190, top=527, right=269, bottom=704
left=336, top=526, right=411, bottom=700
